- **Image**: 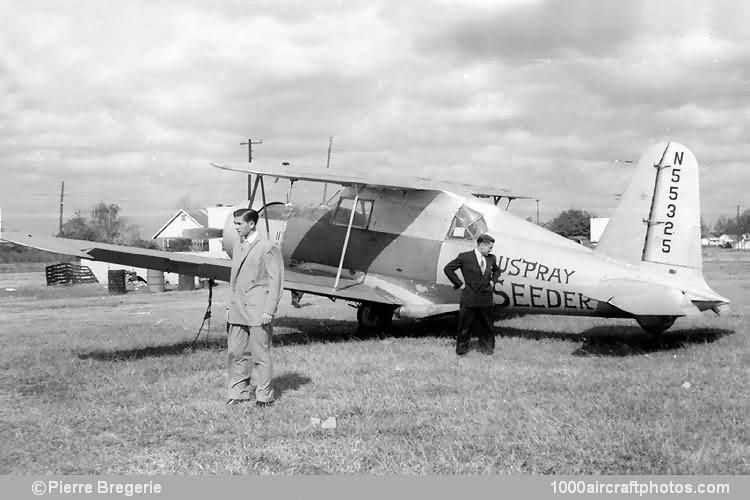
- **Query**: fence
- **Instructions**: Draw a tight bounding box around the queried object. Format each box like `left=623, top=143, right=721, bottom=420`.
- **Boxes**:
left=45, top=263, right=99, bottom=286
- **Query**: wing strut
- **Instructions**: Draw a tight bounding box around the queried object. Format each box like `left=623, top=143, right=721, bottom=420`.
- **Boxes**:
left=248, top=176, right=261, bottom=206
left=259, top=175, right=270, bottom=235
left=333, top=185, right=361, bottom=290
left=247, top=174, right=271, bottom=236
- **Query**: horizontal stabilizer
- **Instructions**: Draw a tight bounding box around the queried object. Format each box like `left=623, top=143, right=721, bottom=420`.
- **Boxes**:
left=582, top=278, right=702, bottom=317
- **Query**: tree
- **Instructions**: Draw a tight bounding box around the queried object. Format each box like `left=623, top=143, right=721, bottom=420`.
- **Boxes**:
left=90, top=202, right=123, bottom=242
left=714, top=210, right=750, bottom=236
left=59, top=211, right=100, bottom=241
left=58, top=202, right=156, bottom=248
left=546, top=209, right=595, bottom=239
left=118, top=221, right=159, bottom=249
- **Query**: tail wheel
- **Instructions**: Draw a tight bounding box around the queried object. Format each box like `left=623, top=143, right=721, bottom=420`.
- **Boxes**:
left=357, top=302, right=394, bottom=332
left=635, top=315, right=677, bottom=335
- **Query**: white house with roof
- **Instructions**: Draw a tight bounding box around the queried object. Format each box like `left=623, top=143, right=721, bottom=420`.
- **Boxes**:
left=718, top=234, right=738, bottom=248
left=152, top=209, right=210, bottom=251
left=589, top=217, right=609, bottom=245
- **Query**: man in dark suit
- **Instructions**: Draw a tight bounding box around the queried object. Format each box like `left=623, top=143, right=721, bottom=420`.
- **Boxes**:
left=225, top=208, right=284, bottom=407
left=443, top=233, right=499, bottom=355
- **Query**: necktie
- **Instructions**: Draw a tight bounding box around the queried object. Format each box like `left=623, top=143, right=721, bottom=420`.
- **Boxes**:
left=480, top=256, right=486, bottom=274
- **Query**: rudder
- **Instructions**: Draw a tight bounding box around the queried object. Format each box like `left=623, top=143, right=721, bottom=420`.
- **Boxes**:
left=596, top=142, right=702, bottom=272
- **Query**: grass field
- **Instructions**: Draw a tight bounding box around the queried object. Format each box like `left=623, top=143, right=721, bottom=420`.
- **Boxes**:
left=0, top=249, right=748, bottom=474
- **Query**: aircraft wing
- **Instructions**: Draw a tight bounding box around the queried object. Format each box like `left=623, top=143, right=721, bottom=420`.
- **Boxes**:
left=0, top=231, right=401, bottom=305
left=1, top=231, right=232, bottom=281
left=211, top=162, right=533, bottom=201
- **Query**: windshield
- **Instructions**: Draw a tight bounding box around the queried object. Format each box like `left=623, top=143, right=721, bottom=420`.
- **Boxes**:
left=331, top=197, right=374, bottom=229
left=447, top=205, right=487, bottom=240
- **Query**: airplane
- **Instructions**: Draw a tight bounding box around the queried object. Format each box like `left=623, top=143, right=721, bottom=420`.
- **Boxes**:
left=0, top=141, right=730, bottom=336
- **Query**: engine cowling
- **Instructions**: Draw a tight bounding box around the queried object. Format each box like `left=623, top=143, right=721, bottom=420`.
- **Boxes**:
left=221, top=201, right=291, bottom=258
left=222, top=205, right=243, bottom=259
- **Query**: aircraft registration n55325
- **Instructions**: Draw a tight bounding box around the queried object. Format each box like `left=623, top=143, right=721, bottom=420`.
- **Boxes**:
left=2, top=141, right=729, bottom=335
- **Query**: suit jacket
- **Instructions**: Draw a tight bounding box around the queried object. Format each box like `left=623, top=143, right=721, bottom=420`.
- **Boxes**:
left=443, top=250, right=499, bottom=308
left=227, top=234, right=284, bottom=326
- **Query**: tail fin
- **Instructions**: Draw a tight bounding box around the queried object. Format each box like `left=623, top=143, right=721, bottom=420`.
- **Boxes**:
left=596, top=141, right=702, bottom=272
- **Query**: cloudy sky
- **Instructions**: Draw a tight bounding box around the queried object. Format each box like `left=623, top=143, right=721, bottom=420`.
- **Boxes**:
left=1, top=0, right=749, bottom=236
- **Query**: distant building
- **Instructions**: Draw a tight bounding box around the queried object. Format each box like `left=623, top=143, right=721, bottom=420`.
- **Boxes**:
left=152, top=209, right=210, bottom=252
left=718, top=234, right=738, bottom=248
left=703, top=233, right=722, bottom=246
left=589, top=217, right=609, bottom=245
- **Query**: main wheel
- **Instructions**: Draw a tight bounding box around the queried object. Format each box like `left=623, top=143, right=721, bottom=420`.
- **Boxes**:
left=357, top=302, right=394, bottom=332
left=635, top=315, right=677, bottom=335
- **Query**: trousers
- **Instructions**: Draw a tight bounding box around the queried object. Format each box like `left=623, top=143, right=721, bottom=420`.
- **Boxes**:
left=226, top=323, right=274, bottom=402
left=456, top=306, right=495, bottom=354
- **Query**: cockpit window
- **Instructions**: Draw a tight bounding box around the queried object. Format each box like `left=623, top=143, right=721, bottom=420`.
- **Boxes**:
left=447, top=205, right=487, bottom=240
left=332, top=197, right=374, bottom=229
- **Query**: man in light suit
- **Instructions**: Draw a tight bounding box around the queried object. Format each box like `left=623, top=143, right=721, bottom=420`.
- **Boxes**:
left=225, top=208, right=284, bottom=407
left=443, top=233, right=499, bottom=356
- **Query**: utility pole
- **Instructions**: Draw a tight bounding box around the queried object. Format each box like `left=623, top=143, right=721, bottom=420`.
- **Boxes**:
left=59, top=181, right=65, bottom=236
left=240, top=138, right=263, bottom=201
left=322, top=136, right=333, bottom=204
left=737, top=204, right=742, bottom=243
left=240, top=138, right=263, bottom=163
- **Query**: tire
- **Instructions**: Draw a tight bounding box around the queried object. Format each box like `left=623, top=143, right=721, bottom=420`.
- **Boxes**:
left=635, top=315, right=677, bottom=335
left=357, top=302, right=394, bottom=332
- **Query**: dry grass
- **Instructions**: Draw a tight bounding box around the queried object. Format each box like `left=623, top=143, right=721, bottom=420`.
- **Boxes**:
left=0, top=251, right=748, bottom=474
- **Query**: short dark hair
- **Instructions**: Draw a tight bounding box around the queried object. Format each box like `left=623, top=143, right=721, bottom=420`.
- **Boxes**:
left=233, top=208, right=258, bottom=224
left=477, top=233, right=495, bottom=244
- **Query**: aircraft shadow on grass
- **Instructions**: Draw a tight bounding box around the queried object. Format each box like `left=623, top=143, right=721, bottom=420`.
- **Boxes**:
left=568, top=326, right=734, bottom=357
left=75, top=313, right=734, bottom=361
left=491, top=324, right=733, bottom=357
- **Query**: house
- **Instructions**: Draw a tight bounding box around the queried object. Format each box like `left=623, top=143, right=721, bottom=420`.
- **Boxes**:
left=589, top=217, right=609, bottom=245
left=703, top=233, right=722, bottom=246
left=736, top=233, right=750, bottom=250
left=718, top=234, right=738, bottom=248
left=152, top=209, right=210, bottom=252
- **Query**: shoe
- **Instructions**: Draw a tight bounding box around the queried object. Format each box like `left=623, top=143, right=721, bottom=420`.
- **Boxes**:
left=226, top=398, right=252, bottom=406
left=456, top=349, right=469, bottom=356
left=256, top=400, right=275, bottom=408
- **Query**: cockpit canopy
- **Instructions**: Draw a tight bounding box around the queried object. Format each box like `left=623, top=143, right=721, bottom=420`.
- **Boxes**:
left=447, top=204, right=487, bottom=241
left=332, top=196, right=374, bottom=229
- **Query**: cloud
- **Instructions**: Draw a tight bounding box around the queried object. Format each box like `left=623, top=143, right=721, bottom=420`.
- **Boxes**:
left=0, top=0, right=748, bottom=235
